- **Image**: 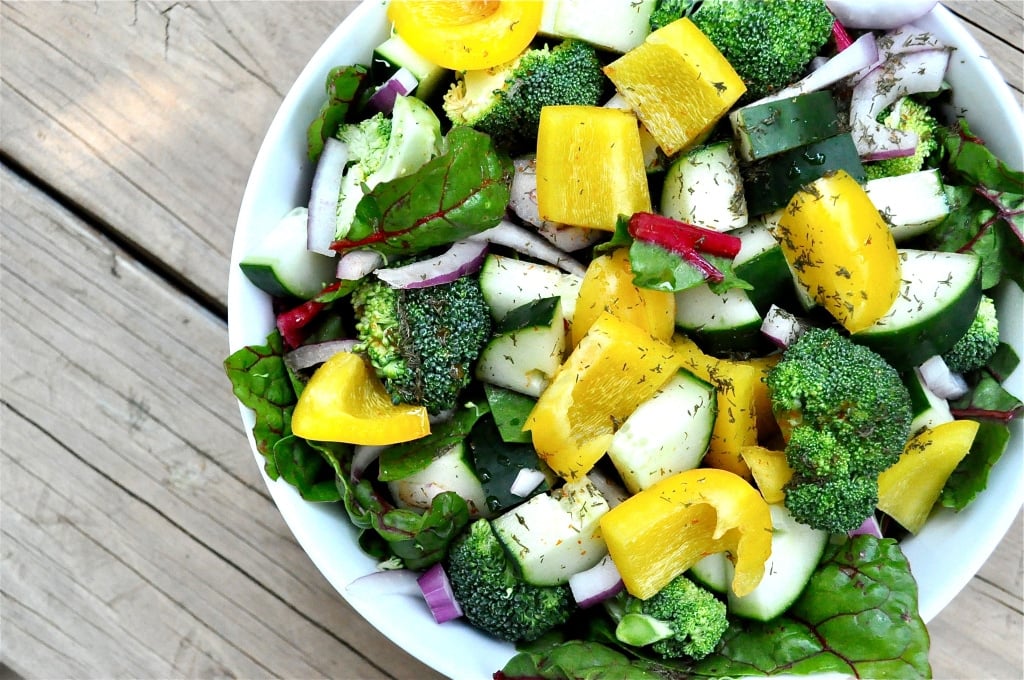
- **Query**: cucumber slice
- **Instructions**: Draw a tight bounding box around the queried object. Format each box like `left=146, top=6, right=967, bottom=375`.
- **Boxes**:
left=475, top=297, right=567, bottom=397
left=864, top=169, right=949, bottom=241
left=743, top=133, right=866, bottom=216
left=239, top=207, right=336, bottom=299
left=387, top=441, right=490, bottom=518
left=905, top=367, right=954, bottom=435
left=540, top=0, right=656, bottom=53
left=661, top=141, right=748, bottom=232
left=607, top=368, right=716, bottom=493
left=853, top=249, right=982, bottom=369
left=688, top=552, right=729, bottom=594
left=732, top=216, right=801, bottom=314
left=492, top=476, right=610, bottom=586
left=467, top=416, right=549, bottom=516
left=674, top=284, right=764, bottom=354
left=371, top=33, right=449, bottom=102
left=729, top=91, right=841, bottom=162
left=726, top=503, right=829, bottom=621
left=478, top=253, right=583, bottom=322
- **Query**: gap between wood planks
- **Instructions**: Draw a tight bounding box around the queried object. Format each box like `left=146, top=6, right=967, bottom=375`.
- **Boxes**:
left=0, top=151, right=228, bottom=323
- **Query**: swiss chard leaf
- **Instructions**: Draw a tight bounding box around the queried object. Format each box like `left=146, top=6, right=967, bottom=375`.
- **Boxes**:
left=321, top=441, right=472, bottom=570
left=940, top=420, right=1011, bottom=511
left=483, top=383, right=536, bottom=444
left=499, top=536, right=931, bottom=679
left=307, top=64, right=372, bottom=161
left=928, top=120, right=1024, bottom=289
left=223, top=331, right=296, bottom=479
left=273, top=435, right=343, bottom=502
left=336, top=126, right=513, bottom=259
left=377, top=401, right=491, bottom=482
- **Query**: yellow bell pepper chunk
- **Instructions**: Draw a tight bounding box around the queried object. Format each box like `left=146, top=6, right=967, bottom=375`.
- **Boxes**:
left=535, top=106, right=651, bottom=231
left=775, top=170, right=902, bottom=333
left=601, top=468, right=773, bottom=599
left=877, top=420, right=980, bottom=533
left=387, top=0, right=542, bottom=71
left=572, top=248, right=675, bottom=347
left=739, top=445, right=794, bottom=504
left=736, top=354, right=782, bottom=441
left=603, top=18, right=746, bottom=156
left=291, top=351, right=430, bottom=445
left=525, top=313, right=683, bottom=481
left=672, top=335, right=757, bottom=480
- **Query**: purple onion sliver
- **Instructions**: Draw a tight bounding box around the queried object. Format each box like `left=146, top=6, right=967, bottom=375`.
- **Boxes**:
left=375, top=239, right=488, bottom=289
left=308, top=137, right=349, bottom=255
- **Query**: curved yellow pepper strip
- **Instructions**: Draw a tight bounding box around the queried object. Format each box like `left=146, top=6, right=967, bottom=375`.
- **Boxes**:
left=387, top=0, right=543, bottom=71
left=600, top=468, right=773, bottom=599
left=291, top=351, right=430, bottom=446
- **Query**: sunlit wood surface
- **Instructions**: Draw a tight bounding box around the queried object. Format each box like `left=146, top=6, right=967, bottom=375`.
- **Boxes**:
left=2, top=2, right=1021, bottom=678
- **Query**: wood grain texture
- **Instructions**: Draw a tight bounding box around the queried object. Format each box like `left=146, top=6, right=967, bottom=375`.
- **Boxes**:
left=0, top=167, right=442, bottom=680
left=0, top=0, right=360, bottom=310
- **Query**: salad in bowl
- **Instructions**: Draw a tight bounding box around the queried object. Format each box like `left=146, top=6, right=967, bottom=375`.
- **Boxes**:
left=226, top=1, right=1023, bottom=677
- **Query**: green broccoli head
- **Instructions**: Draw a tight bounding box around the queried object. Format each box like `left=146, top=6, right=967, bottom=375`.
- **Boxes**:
left=649, top=0, right=698, bottom=31
left=943, top=295, right=1000, bottom=374
left=445, top=518, right=575, bottom=643
left=767, top=327, right=913, bottom=533
left=337, top=112, right=392, bottom=175
left=611, top=574, right=728, bottom=660
left=692, top=0, right=834, bottom=101
left=443, top=39, right=606, bottom=151
left=352, top=275, right=492, bottom=414
left=864, top=98, right=941, bottom=181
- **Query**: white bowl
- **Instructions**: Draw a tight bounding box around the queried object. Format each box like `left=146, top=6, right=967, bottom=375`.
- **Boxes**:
left=228, top=2, right=1023, bottom=677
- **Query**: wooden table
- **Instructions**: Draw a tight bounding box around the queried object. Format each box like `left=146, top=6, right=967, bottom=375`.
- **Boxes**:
left=2, top=2, right=1021, bottom=678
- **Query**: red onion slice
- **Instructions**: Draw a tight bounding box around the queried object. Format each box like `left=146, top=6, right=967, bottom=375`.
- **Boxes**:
left=569, top=555, right=624, bottom=609
left=760, top=305, right=810, bottom=349
left=471, top=220, right=586, bottom=276
left=337, top=249, right=385, bottom=280
left=850, top=48, right=950, bottom=158
left=375, top=239, right=488, bottom=289
left=307, top=137, right=349, bottom=255
left=283, top=339, right=357, bottom=372
left=848, top=514, right=884, bottom=539
left=417, top=562, right=463, bottom=623
left=826, top=0, right=938, bottom=30
left=919, top=355, right=970, bottom=400
left=367, top=67, right=419, bottom=114
left=753, top=32, right=878, bottom=105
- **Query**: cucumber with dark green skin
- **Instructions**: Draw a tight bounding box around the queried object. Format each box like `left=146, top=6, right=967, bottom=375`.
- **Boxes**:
left=732, top=218, right=802, bottom=315
left=674, top=284, right=767, bottom=355
left=903, top=368, right=953, bottom=435
left=661, top=141, right=748, bottom=232
left=468, top=415, right=549, bottom=516
left=742, top=133, right=866, bottom=216
left=475, top=297, right=566, bottom=397
left=239, top=207, right=337, bottom=300
left=730, top=91, right=842, bottom=162
left=371, top=34, right=451, bottom=102
left=853, top=249, right=982, bottom=369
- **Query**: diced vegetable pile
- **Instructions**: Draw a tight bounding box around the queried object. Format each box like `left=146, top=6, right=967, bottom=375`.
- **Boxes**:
left=225, top=1, right=1023, bottom=677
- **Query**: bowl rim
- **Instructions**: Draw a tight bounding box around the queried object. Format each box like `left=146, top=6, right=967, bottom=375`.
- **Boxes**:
left=227, top=2, right=1024, bottom=676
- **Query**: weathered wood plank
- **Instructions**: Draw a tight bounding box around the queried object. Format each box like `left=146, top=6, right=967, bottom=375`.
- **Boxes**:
left=0, top=0, right=359, bottom=310
left=0, top=167, right=442, bottom=680
left=944, top=0, right=1024, bottom=103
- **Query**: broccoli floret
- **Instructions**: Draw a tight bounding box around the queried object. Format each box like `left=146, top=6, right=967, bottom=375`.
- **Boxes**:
left=692, top=0, right=834, bottom=101
left=606, top=574, right=728, bottom=660
left=767, top=327, right=913, bottom=533
left=942, top=295, right=1000, bottom=374
left=649, top=0, right=698, bottom=31
left=352, top=276, right=491, bottom=414
left=445, top=518, right=575, bottom=642
left=337, top=112, right=392, bottom=175
left=443, top=39, right=606, bottom=151
left=864, top=98, right=941, bottom=181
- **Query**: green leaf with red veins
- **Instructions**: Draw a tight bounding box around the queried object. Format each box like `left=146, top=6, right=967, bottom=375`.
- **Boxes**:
left=336, top=126, right=513, bottom=259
